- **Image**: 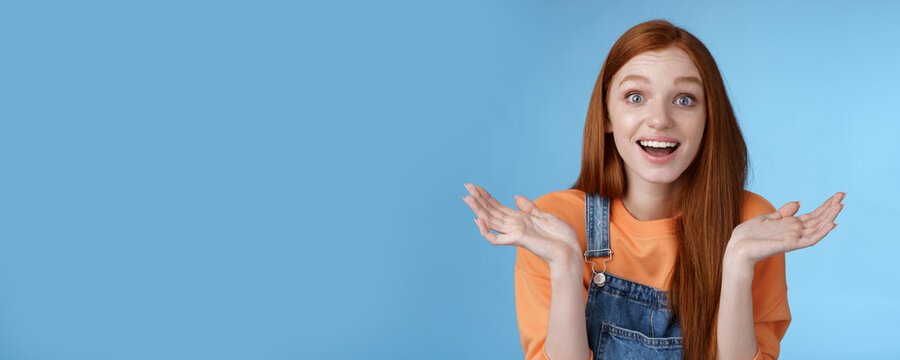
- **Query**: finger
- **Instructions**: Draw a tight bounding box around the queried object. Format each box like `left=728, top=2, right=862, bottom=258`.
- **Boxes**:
left=464, top=198, right=512, bottom=235
left=473, top=184, right=519, bottom=217
left=465, top=184, right=513, bottom=220
left=824, top=201, right=844, bottom=223
left=798, top=200, right=844, bottom=248
left=798, top=191, right=843, bottom=222
left=798, top=219, right=837, bottom=249
left=462, top=195, right=500, bottom=227
left=801, top=209, right=829, bottom=238
left=772, top=201, right=801, bottom=219
left=475, top=218, right=514, bottom=246
left=798, top=192, right=841, bottom=222
left=799, top=201, right=831, bottom=229
left=463, top=192, right=518, bottom=233
left=475, top=217, right=499, bottom=243
left=514, top=195, right=548, bottom=218
left=802, top=200, right=844, bottom=232
left=467, top=183, right=517, bottom=217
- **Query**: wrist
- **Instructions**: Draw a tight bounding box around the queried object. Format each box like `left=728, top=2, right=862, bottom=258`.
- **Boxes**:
left=548, top=249, right=583, bottom=279
left=723, top=241, right=755, bottom=281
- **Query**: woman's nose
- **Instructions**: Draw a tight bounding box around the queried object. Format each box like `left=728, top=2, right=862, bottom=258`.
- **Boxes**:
left=646, top=102, right=673, bottom=129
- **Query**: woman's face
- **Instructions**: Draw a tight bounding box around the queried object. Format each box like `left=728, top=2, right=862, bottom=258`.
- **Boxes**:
left=606, top=46, right=707, bottom=188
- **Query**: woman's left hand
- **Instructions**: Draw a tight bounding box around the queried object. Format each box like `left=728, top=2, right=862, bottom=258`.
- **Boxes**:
left=727, top=191, right=846, bottom=266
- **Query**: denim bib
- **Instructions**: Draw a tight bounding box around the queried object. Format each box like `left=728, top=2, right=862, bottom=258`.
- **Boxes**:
left=584, top=193, right=683, bottom=359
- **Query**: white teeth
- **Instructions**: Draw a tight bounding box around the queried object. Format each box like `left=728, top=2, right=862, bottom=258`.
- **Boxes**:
left=639, top=140, right=679, bottom=148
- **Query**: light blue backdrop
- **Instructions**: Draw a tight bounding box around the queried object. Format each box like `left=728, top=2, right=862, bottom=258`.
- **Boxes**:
left=1, top=0, right=897, bottom=359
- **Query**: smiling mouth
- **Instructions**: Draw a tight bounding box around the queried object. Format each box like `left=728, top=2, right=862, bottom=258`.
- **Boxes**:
left=637, top=140, right=680, bottom=156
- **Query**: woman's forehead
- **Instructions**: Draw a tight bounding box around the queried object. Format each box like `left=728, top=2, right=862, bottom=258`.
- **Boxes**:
left=613, top=47, right=701, bottom=86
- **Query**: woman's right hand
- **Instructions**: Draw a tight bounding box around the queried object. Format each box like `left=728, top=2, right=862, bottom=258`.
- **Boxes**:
left=462, top=183, right=581, bottom=267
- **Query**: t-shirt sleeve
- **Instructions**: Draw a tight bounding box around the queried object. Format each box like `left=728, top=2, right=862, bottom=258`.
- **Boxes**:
left=514, top=244, right=554, bottom=360
left=742, top=191, right=792, bottom=359
left=750, top=253, right=791, bottom=359
left=514, top=192, right=592, bottom=360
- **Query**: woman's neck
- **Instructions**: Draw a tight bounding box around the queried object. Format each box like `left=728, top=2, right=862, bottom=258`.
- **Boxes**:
left=622, top=178, right=681, bottom=221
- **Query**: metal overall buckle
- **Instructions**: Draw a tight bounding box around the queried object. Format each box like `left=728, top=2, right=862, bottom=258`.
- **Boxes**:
left=584, top=250, right=613, bottom=287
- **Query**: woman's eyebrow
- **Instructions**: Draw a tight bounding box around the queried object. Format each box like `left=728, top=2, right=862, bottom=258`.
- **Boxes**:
left=618, top=74, right=649, bottom=87
left=675, top=76, right=702, bottom=87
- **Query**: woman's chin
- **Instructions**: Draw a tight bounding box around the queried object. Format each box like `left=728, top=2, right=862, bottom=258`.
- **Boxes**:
left=623, top=162, right=688, bottom=187
left=638, top=171, right=684, bottom=186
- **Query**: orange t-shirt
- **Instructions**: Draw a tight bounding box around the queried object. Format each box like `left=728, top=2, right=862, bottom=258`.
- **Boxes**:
left=514, top=189, right=791, bottom=360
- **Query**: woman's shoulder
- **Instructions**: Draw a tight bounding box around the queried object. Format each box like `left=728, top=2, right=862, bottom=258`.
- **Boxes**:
left=532, top=188, right=587, bottom=221
left=533, top=188, right=586, bottom=209
left=740, top=189, right=777, bottom=222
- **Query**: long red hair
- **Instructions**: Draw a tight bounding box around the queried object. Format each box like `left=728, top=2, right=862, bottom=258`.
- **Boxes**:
left=571, top=19, right=748, bottom=359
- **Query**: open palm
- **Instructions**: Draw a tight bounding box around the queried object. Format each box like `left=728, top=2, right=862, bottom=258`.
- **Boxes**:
left=462, top=183, right=580, bottom=265
left=731, top=191, right=846, bottom=264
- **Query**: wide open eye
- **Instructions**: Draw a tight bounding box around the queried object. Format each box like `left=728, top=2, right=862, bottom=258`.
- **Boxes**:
left=675, top=95, right=695, bottom=106
left=626, top=93, right=644, bottom=104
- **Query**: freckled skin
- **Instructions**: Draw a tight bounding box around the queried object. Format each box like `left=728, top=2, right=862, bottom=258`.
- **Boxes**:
left=606, top=46, right=707, bottom=192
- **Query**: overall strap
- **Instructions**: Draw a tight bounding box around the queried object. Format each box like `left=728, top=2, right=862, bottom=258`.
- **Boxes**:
left=585, top=193, right=611, bottom=258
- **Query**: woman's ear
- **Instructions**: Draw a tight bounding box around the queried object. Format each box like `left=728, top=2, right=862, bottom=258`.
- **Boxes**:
left=603, top=109, right=614, bottom=133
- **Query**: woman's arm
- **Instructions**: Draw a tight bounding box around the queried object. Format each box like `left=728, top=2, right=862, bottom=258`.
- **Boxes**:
left=716, top=245, right=760, bottom=360
left=544, top=253, right=591, bottom=360
left=716, top=191, right=845, bottom=359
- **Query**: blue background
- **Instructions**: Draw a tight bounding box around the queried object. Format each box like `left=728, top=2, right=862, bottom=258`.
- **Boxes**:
left=1, top=1, right=898, bottom=359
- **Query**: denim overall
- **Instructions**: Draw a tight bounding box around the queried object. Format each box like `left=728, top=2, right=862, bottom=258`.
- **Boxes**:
left=584, top=193, right=683, bottom=359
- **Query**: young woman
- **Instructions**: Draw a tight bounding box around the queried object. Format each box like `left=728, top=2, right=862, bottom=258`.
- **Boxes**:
left=461, top=20, right=845, bottom=360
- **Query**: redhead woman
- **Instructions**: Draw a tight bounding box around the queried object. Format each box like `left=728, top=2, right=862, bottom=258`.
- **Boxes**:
left=461, top=19, right=845, bottom=360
